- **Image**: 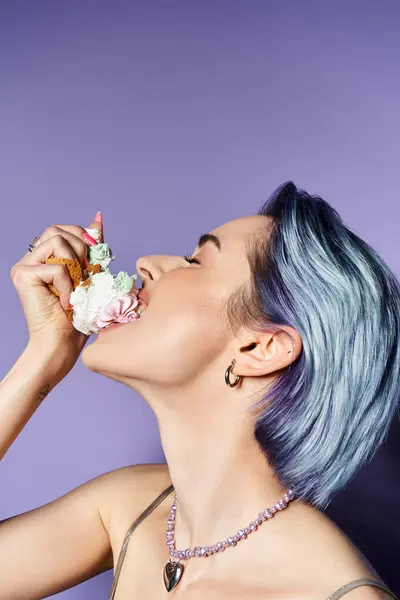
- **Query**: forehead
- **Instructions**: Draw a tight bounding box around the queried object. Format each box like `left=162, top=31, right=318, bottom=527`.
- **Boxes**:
left=210, top=215, right=272, bottom=250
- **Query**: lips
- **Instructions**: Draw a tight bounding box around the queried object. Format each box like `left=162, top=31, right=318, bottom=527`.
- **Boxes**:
left=137, top=290, right=149, bottom=310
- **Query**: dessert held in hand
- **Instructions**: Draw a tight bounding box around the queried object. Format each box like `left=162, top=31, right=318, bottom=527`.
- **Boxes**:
left=45, top=227, right=143, bottom=335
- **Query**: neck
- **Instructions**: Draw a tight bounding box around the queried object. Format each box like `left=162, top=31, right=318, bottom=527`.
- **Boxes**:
left=145, top=379, right=288, bottom=550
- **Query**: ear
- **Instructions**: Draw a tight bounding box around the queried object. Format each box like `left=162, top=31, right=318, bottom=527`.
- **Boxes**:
left=234, top=325, right=302, bottom=378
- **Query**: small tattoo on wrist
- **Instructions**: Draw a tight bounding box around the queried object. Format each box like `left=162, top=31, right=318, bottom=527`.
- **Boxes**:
left=37, top=384, right=52, bottom=403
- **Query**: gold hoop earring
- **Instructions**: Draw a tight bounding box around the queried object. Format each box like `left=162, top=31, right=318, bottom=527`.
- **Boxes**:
left=225, top=359, right=242, bottom=388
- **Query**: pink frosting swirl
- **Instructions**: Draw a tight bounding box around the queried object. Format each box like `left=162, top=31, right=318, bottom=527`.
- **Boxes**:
left=95, top=293, right=140, bottom=329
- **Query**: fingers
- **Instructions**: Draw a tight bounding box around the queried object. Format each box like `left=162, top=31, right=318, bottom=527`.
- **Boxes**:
left=23, top=214, right=103, bottom=261
left=49, top=224, right=101, bottom=243
left=21, top=232, right=83, bottom=267
left=11, top=263, right=74, bottom=310
left=11, top=214, right=104, bottom=318
left=36, top=215, right=103, bottom=256
left=41, top=225, right=90, bottom=258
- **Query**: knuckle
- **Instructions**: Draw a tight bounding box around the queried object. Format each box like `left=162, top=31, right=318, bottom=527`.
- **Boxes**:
left=10, top=265, right=23, bottom=285
left=44, top=225, right=60, bottom=238
left=53, top=265, right=72, bottom=290
left=63, top=224, right=86, bottom=237
left=54, top=264, right=72, bottom=286
left=54, top=263, right=67, bottom=276
left=53, top=234, right=67, bottom=246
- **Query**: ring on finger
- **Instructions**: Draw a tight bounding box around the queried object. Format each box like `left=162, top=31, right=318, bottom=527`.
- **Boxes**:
left=28, top=235, right=42, bottom=252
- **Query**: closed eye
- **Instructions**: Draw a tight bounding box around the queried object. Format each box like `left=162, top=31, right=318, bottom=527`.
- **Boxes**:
left=183, top=255, right=201, bottom=265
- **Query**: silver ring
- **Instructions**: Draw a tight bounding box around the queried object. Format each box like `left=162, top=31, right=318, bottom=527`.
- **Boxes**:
left=28, top=235, right=41, bottom=252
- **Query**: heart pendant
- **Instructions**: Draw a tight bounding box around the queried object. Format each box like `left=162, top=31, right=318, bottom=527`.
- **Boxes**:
left=163, top=560, right=184, bottom=592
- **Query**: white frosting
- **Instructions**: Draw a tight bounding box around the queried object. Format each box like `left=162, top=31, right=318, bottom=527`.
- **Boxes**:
left=69, top=268, right=138, bottom=335
left=68, top=234, right=139, bottom=335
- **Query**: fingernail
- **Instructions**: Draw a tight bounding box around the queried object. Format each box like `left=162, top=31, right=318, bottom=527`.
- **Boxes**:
left=83, top=232, right=98, bottom=246
left=94, top=211, right=102, bottom=224
left=82, top=257, right=89, bottom=268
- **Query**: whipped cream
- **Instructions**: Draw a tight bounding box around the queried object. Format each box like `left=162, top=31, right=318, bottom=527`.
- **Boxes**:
left=70, top=269, right=139, bottom=335
left=69, top=236, right=139, bottom=335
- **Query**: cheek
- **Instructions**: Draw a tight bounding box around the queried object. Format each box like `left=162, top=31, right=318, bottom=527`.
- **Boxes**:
left=83, top=273, right=231, bottom=383
left=141, top=282, right=228, bottom=366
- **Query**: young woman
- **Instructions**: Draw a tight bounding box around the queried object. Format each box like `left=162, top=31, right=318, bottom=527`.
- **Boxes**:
left=1, top=182, right=399, bottom=599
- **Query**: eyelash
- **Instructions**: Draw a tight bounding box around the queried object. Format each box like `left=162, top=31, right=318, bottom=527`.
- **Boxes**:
left=183, top=255, right=201, bottom=265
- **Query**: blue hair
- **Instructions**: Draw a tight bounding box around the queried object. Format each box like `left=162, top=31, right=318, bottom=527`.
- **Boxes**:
left=228, top=181, right=400, bottom=509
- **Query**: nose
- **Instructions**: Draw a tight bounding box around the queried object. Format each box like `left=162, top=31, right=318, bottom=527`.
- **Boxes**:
left=136, top=256, right=156, bottom=282
left=136, top=254, right=177, bottom=285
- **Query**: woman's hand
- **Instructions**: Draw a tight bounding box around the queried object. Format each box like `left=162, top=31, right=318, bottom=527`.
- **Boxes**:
left=10, top=214, right=103, bottom=376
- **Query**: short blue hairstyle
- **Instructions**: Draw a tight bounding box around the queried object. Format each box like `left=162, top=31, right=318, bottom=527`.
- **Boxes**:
left=227, top=181, right=400, bottom=509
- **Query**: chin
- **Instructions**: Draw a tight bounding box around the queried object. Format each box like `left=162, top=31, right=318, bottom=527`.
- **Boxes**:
left=80, top=325, right=136, bottom=384
left=80, top=342, right=122, bottom=383
left=81, top=337, right=104, bottom=373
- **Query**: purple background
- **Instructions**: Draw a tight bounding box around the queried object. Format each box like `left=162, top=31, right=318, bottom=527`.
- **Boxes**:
left=1, top=1, right=400, bottom=597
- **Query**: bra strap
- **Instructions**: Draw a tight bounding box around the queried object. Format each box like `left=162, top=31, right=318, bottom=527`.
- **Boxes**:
left=327, top=578, right=399, bottom=599
left=108, top=483, right=175, bottom=599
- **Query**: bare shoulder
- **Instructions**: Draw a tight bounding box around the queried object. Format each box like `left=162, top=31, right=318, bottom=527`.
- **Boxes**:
left=96, top=462, right=172, bottom=542
left=275, top=501, right=388, bottom=599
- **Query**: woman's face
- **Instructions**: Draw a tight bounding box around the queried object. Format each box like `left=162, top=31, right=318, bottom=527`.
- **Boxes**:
left=82, top=215, right=269, bottom=388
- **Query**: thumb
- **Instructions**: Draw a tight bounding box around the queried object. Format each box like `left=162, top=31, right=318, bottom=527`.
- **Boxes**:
left=86, top=211, right=104, bottom=243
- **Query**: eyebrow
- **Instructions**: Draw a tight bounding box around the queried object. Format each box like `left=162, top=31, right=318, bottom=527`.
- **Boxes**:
left=195, top=233, right=221, bottom=252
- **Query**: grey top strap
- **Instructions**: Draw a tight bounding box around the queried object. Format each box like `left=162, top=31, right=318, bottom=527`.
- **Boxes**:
left=108, top=483, right=398, bottom=600
left=108, top=483, right=175, bottom=600
left=326, top=578, right=399, bottom=599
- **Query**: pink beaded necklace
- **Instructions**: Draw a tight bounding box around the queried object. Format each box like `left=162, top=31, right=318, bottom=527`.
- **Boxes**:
left=163, top=487, right=296, bottom=592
